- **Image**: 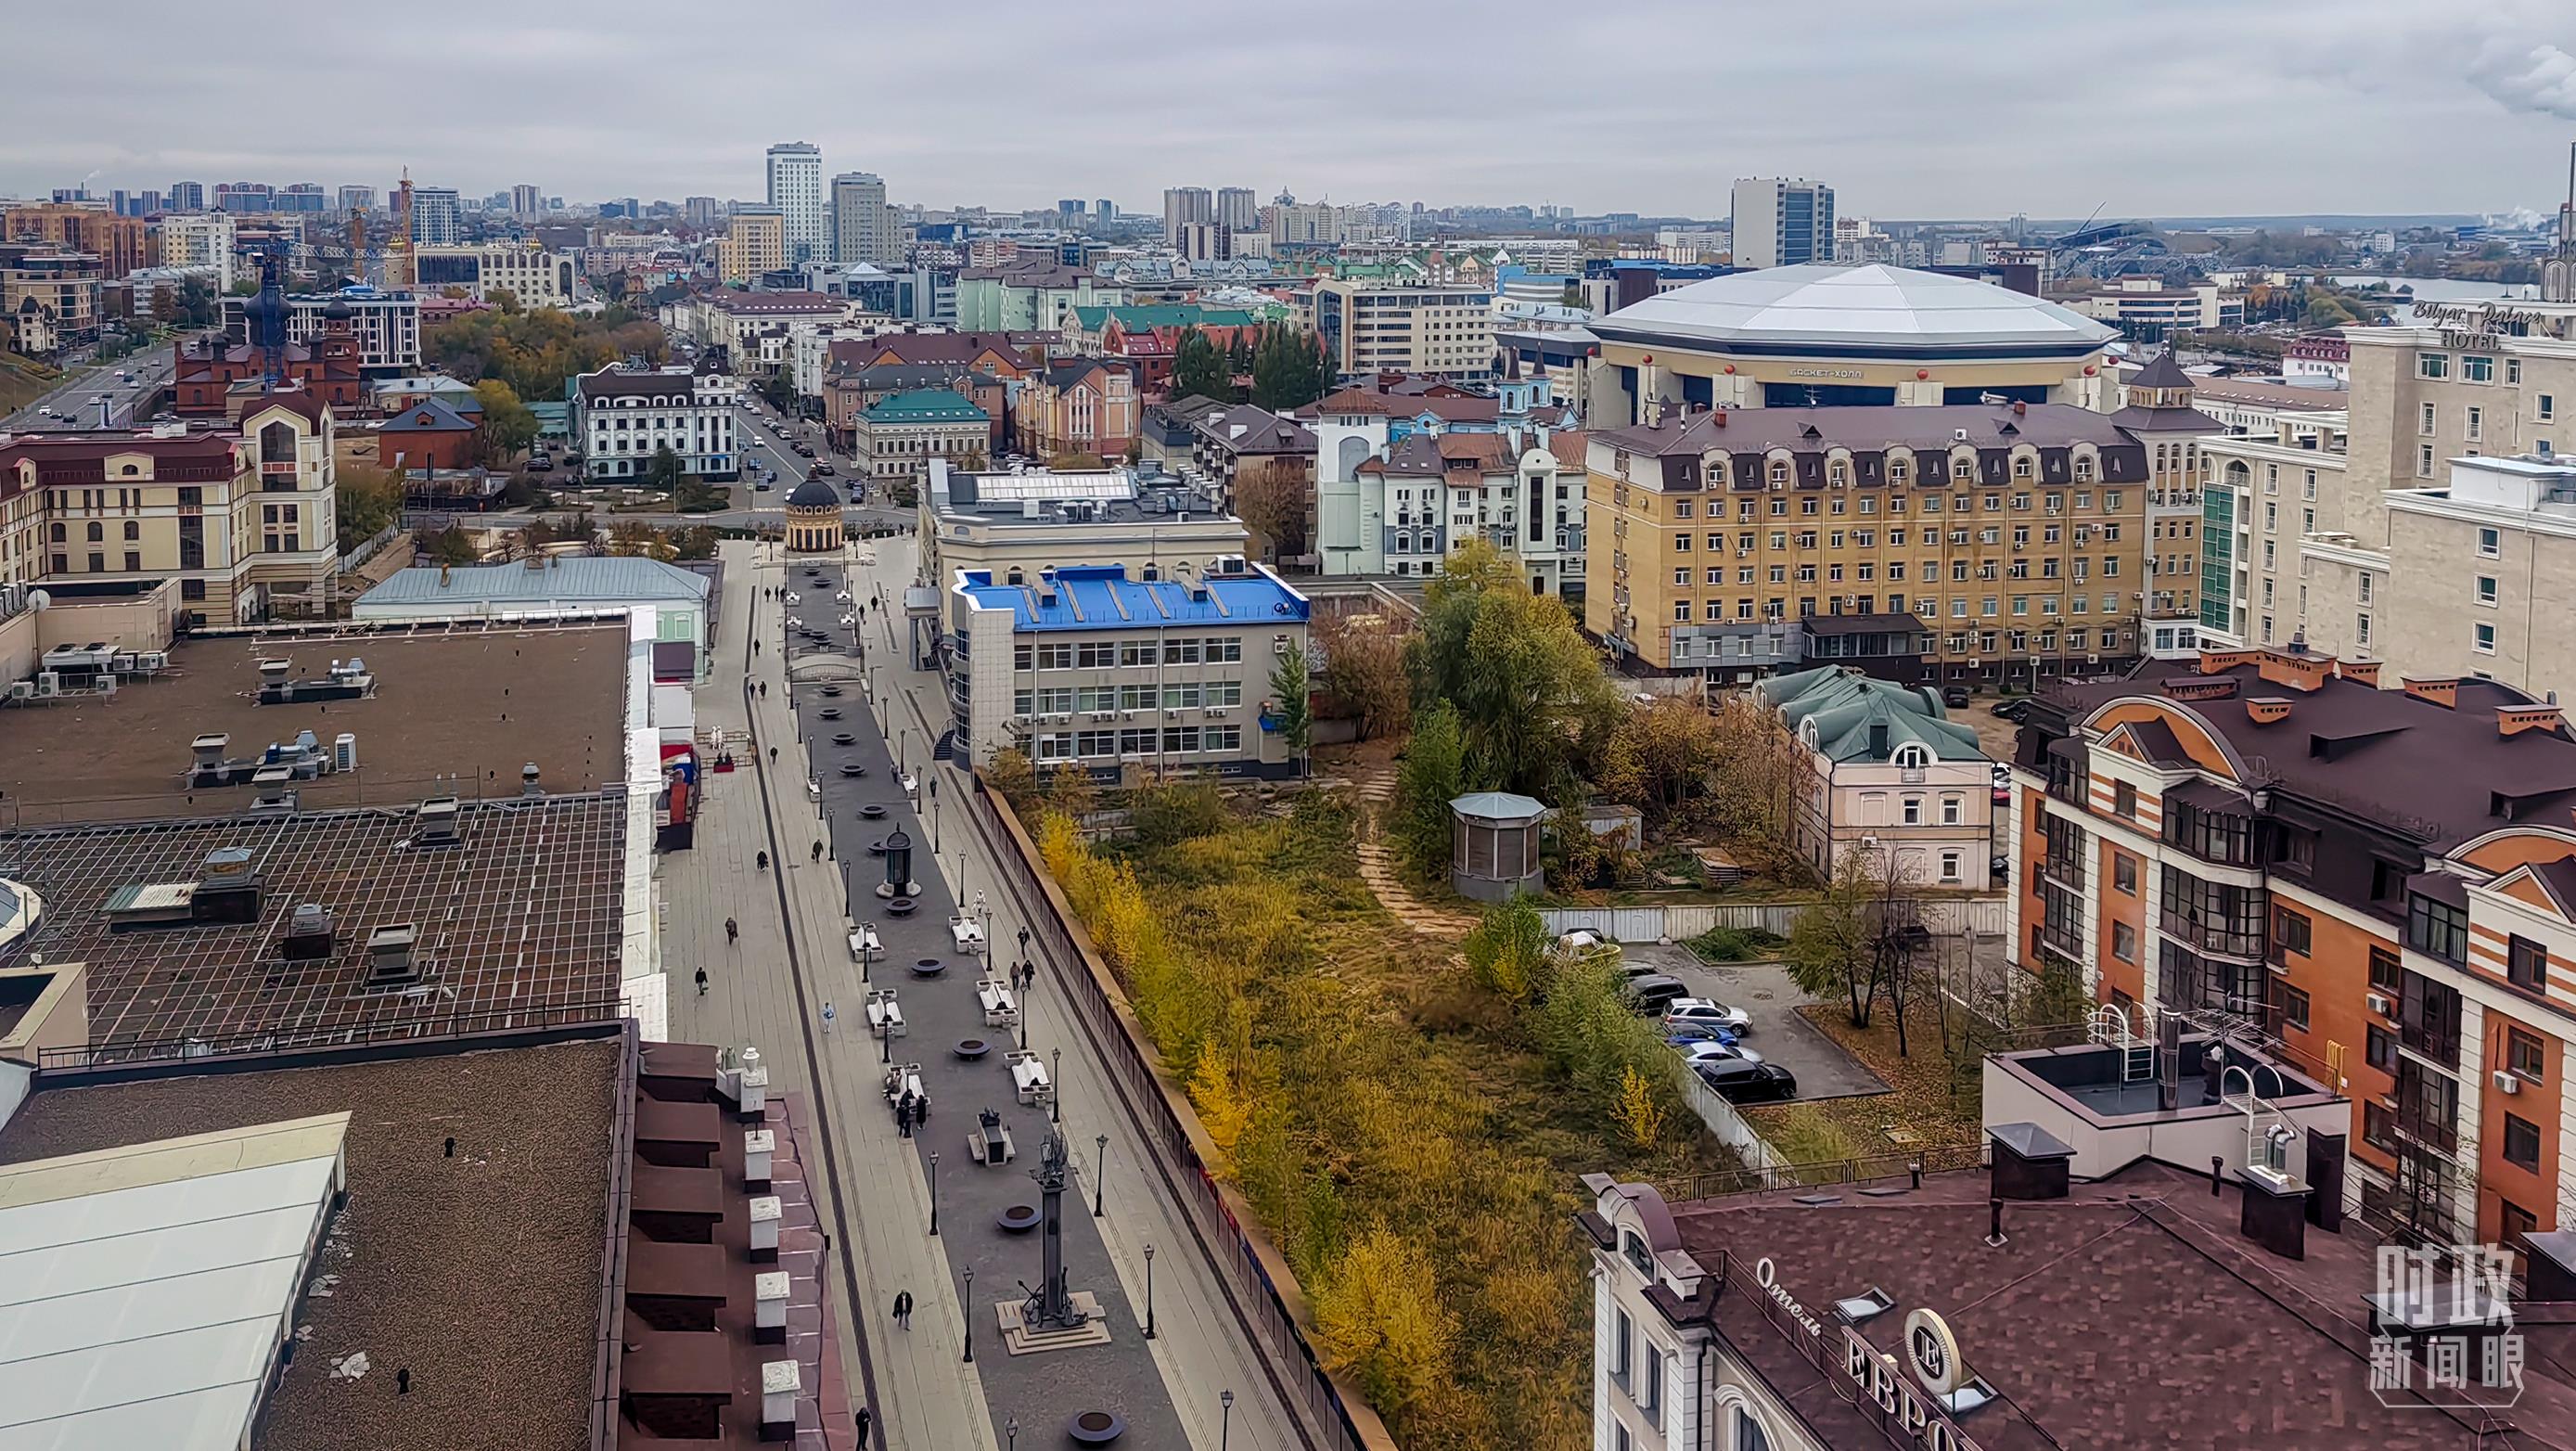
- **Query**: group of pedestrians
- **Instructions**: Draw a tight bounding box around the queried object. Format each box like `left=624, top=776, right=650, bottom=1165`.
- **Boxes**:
left=893, top=1087, right=927, bottom=1137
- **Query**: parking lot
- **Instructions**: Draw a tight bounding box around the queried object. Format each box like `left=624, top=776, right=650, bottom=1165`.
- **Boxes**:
left=1627, top=943, right=1889, bottom=1100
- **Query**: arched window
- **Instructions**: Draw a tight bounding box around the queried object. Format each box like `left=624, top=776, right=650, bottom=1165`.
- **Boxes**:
left=1336, top=435, right=1372, bottom=480
left=1828, top=459, right=1850, bottom=487
left=2012, top=455, right=2034, bottom=480
left=2074, top=453, right=2098, bottom=482
left=1951, top=455, right=1975, bottom=482
left=1768, top=459, right=1790, bottom=487
left=1734, top=1407, right=1775, bottom=1451
left=1888, top=455, right=1911, bottom=485
left=1891, top=742, right=1931, bottom=769
left=120, top=463, right=139, bottom=476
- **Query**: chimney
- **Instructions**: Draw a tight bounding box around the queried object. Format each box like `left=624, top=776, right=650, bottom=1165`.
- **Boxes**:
left=2403, top=676, right=2460, bottom=710
left=749, top=1194, right=783, bottom=1264
left=760, top=1361, right=801, bottom=1442
left=744, top=1128, right=775, bottom=1194
left=2499, top=704, right=2565, bottom=738
left=2337, top=659, right=2382, bottom=687
left=754, top=1271, right=790, bottom=1344
left=736, top=1046, right=769, bottom=1122
left=2253, top=649, right=2329, bottom=692
left=364, top=923, right=420, bottom=986
left=2247, top=697, right=2294, bottom=724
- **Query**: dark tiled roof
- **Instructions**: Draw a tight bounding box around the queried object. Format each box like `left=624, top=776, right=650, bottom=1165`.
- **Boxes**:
left=2125, top=349, right=2193, bottom=391
left=2044, top=662, right=2576, bottom=849
left=2105, top=403, right=2224, bottom=433
left=1190, top=405, right=1312, bottom=456
left=381, top=398, right=475, bottom=432
left=1670, top=1160, right=2576, bottom=1451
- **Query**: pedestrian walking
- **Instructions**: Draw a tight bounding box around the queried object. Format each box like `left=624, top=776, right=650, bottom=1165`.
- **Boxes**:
left=912, top=1095, right=929, bottom=1131
left=756, top=849, right=770, bottom=870
left=694, top=967, right=708, bottom=995
left=759, top=681, right=768, bottom=699
left=725, top=917, right=738, bottom=945
left=892, top=1290, right=913, bottom=1330
left=855, top=1406, right=872, bottom=1443
left=822, top=1000, right=837, bottom=1034
left=812, top=840, right=824, bottom=862
left=897, top=1091, right=914, bottom=1137
left=768, top=746, right=778, bottom=764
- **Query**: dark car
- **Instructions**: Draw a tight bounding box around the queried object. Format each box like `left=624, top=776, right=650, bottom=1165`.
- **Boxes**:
left=814, top=462, right=835, bottom=476
left=792, top=443, right=815, bottom=458
left=1624, top=974, right=1689, bottom=1015
left=1694, top=1057, right=1798, bottom=1103
left=1989, top=698, right=2030, bottom=722
left=1942, top=686, right=1970, bottom=708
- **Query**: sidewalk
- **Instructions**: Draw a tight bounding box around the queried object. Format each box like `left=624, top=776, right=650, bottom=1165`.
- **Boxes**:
left=849, top=537, right=1313, bottom=1451
left=663, top=540, right=996, bottom=1451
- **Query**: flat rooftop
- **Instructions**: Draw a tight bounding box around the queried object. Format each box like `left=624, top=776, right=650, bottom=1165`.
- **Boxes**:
left=0, top=794, right=628, bottom=1052
left=0, top=621, right=628, bottom=821
left=0, top=1034, right=623, bottom=1451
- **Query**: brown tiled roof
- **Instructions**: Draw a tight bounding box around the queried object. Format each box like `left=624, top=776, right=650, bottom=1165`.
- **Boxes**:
left=2040, top=660, right=2576, bottom=850
left=1548, top=430, right=1589, bottom=469
left=1434, top=432, right=1509, bottom=469
left=1669, top=1160, right=2576, bottom=1451
left=1191, top=404, right=1312, bottom=456
left=2125, top=349, right=2193, bottom=391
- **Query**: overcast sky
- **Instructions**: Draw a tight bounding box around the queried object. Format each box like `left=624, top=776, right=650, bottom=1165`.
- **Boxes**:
left=7, top=0, right=2575, bottom=222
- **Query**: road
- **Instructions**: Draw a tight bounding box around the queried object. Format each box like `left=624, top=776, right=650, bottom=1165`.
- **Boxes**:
left=4, top=342, right=180, bottom=431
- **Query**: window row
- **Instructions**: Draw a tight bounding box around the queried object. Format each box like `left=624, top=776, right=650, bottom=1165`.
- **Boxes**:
left=1019, top=636, right=1247, bottom=670
left=1016, top=680, right=1244, bottom=713
left=1031, top=725, right=1247, bottom=760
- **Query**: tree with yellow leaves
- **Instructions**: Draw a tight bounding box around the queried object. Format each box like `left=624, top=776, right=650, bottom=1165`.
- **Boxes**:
left=1313, top=1228, right=1457, bottom=1415
left=1613, top=1063, right=1665, bottom=1149
left=1187, top=1043, right=1250, bottom=1175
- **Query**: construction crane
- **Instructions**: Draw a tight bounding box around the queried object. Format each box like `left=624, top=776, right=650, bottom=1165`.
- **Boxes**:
left=391, top=169, right=414, bottom=289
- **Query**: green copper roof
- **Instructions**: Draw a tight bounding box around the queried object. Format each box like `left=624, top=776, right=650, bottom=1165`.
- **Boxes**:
left=862, top=389, right=990, bottom=424
left=1069, top=304, right=1258, bottom=331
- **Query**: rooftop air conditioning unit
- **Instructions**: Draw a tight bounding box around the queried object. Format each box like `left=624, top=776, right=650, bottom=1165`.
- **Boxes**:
left=364, top=923, right=421, bottom=986
left=2365, top=992, right=2391, bottom=1017
left=417, top=796, right=463, bottom=846
left=2494, top=1072, right=2521, bottom=1095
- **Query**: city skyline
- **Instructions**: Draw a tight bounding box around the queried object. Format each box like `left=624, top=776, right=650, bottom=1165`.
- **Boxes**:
left=7, top=0, right=2576, bottom=219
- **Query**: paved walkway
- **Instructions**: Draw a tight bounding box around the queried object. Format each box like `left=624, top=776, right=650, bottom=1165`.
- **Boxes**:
left=661, top=539, right=1305, bottom=1451
left=1345, top=757, right=1477, bottom=938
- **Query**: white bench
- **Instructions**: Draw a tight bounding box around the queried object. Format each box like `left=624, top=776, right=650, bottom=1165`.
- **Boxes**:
left=1008, top=1049, right=1052, bottom=1106
left=976, top=978, right=1019, bottom=1027
left=865, top=989, right=904, bottom=1038
left=848, top=926, right=882, bottom=963
left=950, top=915, right=986, bottom=953
left=883, top=1064, right=925, bottom=1107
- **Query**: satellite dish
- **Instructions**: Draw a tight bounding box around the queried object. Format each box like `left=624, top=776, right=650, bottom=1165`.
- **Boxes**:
left=26, top=589, right=49, bottom=611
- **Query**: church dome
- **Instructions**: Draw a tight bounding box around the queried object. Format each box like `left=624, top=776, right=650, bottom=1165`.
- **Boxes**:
left=786, top=477, right=840, bottom=509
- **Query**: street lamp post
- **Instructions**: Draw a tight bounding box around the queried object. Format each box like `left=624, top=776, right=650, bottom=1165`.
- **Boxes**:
left=881, top=1009, right=892, bottom=1065
left=1142, top=1243, right=1157, bottom=1340
left=928, top=1150, right=940, bottom=1238
left=1094, top=1134, right=1108, bottom=1216
left=1006, top=1417, right=1018, bottom=1451
left=1222, top=1391, right=1235, bottom=1451
left=962, top=1266, right=975, bottom=1363
left=1051, top=1047, right=1061, bottom=1124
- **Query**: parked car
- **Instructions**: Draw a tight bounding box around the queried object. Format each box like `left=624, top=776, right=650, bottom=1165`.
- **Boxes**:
left=753, top=479, right=773, bottom=492
left=1989, top=698, right=2030, bottom=722
left=1662, top=998, right=1752, bottom=1033
left=1676, top=1038, right=1765, bottom=1067
left=1624, top=975, right=1690, bottom=1016
left=526, top=454, right=554, bottom=473
left=1663, top=1021, right=1744, bottom=1047
left=1942, top=686, right=1970, bottom=708
left=814, top=462, right=835, bottom=476
left=1694, top=1057, right=1798, bottom=1103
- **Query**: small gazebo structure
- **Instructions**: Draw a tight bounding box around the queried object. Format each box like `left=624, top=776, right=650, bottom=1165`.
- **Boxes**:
left=784, top=477, right=845, bottom=554
left=1449, top=791, right=1549, bottom=902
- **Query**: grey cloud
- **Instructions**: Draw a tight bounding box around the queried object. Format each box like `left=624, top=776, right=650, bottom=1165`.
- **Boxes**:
left=2471, top=39, right=2576, bottom=122
left=2, top=0, right=2572, bottom=219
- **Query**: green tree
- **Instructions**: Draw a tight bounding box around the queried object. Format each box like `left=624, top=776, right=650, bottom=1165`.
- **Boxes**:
left=1598, top=696, right=1723, bottom=827
left=486, top=287, right=521, bottom=314
left=421, top=522, right=479, bottom=565
left=1271, top=642, right=1313, bottom=760
left=226, top=278, right=259, bottom=297
left=334, top=463, right=409, bottom=555
left=1250, top=321, right=1332, bottom=411
left=1463, top=894, right=1551, bottom=1004
left=470, top=379, right=538, bottom=465
left=1785, top=851, right=1922, bottom=1031
left=667, top=525, right=720, bottom=560
left=1408, top=540, right=1620, bottom=800
left=1391, top=700, right=1469, bottom=876
left=1172, top=328, right=1229, bottom=403
left=643, top=443, right=687, bottom=492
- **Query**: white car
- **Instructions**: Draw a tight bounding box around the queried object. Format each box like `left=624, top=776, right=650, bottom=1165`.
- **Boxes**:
left=1661, top=998, right=1752, bottom=1033
left=1676, top=1039, right=1764, bottom=1067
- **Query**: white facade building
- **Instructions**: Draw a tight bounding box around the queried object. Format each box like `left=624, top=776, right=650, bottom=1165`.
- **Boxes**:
left=829, top=172, right=901, bottom=266
left=153, top=212, right=235, bottom=291
left=766, top=143, right=826, bottom=266
left=573, top=365, right=741, bottom=482
left=1729, top=177, right=1835, bottom=268
left=410, top=243, right=576, bottom=307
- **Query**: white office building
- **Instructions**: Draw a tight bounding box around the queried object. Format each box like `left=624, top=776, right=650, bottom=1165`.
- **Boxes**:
left=410, top=244, right=576, bottom=307
left=153, top=212, right=236, bottom=291
left=830, top=172, right=901, bottom=266
left=766, top=143, right=826, bottom=266
left=408, top=187, right=463, bottom=247
left=573, top=364, right=741, bottom=482
left=1729, top=177, right=1835, bottom=269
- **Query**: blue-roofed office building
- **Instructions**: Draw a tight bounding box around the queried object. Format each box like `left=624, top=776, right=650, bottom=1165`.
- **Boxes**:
left=946, top=559, right=1311, bottom=779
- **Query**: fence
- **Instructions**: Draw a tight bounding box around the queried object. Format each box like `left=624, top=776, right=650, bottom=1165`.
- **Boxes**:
left=969, top=783, right=1398, bottom=1451
left=1541, top=896, right=2006, bottom=944
left=1653, top=1139, right=1990, bottom=1206
left=339, top=520, right=404, bottom=571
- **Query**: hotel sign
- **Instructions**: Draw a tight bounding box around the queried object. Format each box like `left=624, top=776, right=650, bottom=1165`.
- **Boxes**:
left=2416, top=302, right=2547, bottom=352
left=1838, top=1311, right=1985, bottom=1451
left=1786, top=366, right=1866, bottom=379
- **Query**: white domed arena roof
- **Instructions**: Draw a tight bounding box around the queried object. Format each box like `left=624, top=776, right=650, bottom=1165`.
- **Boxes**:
left=1593, top=263, right=2116, bottom=358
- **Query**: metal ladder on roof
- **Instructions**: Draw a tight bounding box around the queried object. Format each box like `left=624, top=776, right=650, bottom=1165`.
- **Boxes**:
left=2090, top=1003, right=2154, bottom=1084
